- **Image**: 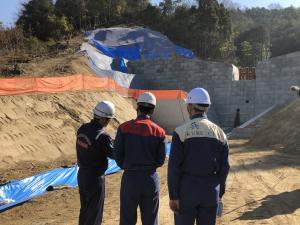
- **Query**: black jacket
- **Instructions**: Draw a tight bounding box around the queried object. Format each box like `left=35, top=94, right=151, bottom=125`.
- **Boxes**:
left=76, top=119, right=113, bottom=175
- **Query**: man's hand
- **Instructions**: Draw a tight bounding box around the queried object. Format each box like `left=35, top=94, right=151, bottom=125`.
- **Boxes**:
left=219, top=186, right=225, bottom=199
left=169, top=200, right=180, bottom=214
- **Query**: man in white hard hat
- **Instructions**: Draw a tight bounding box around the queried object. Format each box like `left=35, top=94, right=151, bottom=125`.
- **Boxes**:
left=76, top=100, right=115, bottom=225
left=168, top=88, right=230, bottom=225
left=114, top=92, right=166, bottom=225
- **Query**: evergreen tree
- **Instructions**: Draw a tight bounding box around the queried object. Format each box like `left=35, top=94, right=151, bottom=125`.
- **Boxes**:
left=141, top=4, right=162, bottom=27
left=55, top=0, right=87, bottom=30
left=123, top=0, right=149, bottom=22
left=17, top=0, right=55, bottom=40
left=17, top=0, right=72, bottom=40
left=236, top=26, right=271, bottom=66
left=191, top=0, right=234, bottom=61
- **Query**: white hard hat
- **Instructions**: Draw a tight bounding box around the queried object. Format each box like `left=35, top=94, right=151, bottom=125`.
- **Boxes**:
left=93, top=101, right=115, bottom=119
left=137, top=92, right=156, bottom=107
left=186, top=87, right=211, bottom=105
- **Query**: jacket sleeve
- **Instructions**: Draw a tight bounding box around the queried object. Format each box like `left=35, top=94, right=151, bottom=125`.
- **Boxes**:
left=100, top=133, right=114, bottom=159
left=168, top=131, right=184, bottom=200
left=218, top=141, right=230, bottom=198
left=113, top=128, right=125, bottom=168
left=156, top=137, right=166, bottom=167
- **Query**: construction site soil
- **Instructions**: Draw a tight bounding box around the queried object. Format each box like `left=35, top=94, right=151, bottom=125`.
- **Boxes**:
left=249, top=100, right=300, bottom=153
left=0, top=38, right=299, bottom=224
left=17, top=55, right=94, bottom=77
left=0, top=89, right=299, bottom=225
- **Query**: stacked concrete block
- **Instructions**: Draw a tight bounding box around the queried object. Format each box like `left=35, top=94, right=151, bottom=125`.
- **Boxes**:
left=128, top=52, right=300, bottom=129
left=128, top=58, right=235, bottom=127
left=255, top=52, right=300, bottom=115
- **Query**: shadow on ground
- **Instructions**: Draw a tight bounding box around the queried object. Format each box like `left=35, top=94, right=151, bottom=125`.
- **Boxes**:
left=229, top=139, right=300, bottom=171
left=238, top=189, right=300, bottom=220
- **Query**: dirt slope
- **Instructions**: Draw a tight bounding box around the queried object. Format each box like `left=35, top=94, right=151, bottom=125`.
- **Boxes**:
left=19, top=55, right=94, bottom=76
left=0, top=93, right=299, bottom=225
left=249, top=99, right=300, bottom=153
left=1, top=36, right=94, bottom=77
left=1, top=139, right=299, bottom=225
left=0, top=91, right=136, bottom=172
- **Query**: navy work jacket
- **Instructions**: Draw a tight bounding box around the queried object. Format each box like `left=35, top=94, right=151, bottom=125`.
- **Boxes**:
left=76, top=119, right=114, bottom=175
left=168, top=114, right=230, bottom=200
left=114, top=115, right=166, bottom=171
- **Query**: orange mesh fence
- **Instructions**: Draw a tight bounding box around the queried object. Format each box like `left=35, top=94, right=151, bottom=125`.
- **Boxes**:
left=0, top=74, right=187, bottom=100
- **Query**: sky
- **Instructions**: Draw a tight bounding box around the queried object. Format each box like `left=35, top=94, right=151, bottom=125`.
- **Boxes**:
left=1, top=0, right=300, bottom=27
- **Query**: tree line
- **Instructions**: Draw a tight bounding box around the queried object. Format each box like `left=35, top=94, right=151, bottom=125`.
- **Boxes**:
left=2, top=0, right=300, bottom=67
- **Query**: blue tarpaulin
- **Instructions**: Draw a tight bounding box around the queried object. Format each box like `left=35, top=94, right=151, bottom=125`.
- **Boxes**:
left=86, top=28, right=195, bottom=75
left=175, top=46, right=195, bottom=59
left=0, top=144, right=171, bottom=212
left=111, top=58, right=129, bottom=73
left=92, top=39, right=195, bottom=61
left=92, top=39, right=141, bottom=60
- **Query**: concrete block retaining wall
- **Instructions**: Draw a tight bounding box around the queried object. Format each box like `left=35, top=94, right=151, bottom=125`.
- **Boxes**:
left=128, top=52, right=300, bottom=128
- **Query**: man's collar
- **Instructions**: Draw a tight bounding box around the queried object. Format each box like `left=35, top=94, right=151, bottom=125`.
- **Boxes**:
left=191, top=113, right=207, bottom=120
left=137, top=114, right=150, bottom=119
left=91, top=119, right=104, bottom=129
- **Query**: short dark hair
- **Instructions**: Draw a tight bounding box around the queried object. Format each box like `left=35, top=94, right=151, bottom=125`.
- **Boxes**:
left=192, top=104, right=209, bottom=113
left=198, top=104, right=209, bottom=108
left=93, top=115, right=110, bottom=122
left=137, top=105, right=154, bottom=115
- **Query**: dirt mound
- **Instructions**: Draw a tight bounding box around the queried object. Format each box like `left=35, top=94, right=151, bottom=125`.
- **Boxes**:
left=249, top=99, right=300, bottom=153
left=18, top=55, right=94, bottom=76
left=0, top=36, right=94, bottom=77
left=0, top=94, right=299, bottom=225
left=0, top=91, right=136, bottom=170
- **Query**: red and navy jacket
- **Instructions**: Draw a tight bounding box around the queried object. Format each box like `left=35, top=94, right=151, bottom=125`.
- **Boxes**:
left=168, top=114, right=230, bottom=200
left=114, top=115, right=166, bottom=171
left=76, top=119, right=114, bottom=175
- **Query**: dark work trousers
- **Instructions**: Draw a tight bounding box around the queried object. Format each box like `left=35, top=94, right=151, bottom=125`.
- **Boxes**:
left=78, top=169, right=105, bottom=225
left=174, top=175, right=219, bottom=225
left=120, top=170, right=159, bottom=225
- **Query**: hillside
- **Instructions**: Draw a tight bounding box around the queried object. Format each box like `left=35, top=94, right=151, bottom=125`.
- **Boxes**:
left=0, top=91, right=136, bottom=173
left=249, top=100, right=300, bottom=153
left=0, top=36, right=95, bottom=77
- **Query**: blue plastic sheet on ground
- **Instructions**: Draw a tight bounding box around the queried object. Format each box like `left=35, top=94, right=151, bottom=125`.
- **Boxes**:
left=0, top=144, right=171, bottom=212
left=0, top=159, right=121, bottom=212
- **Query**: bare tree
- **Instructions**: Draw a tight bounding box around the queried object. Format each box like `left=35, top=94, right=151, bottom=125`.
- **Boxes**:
left=268, top=3, right=283, bottom=10
left=218, top=0, right=241, bottom=9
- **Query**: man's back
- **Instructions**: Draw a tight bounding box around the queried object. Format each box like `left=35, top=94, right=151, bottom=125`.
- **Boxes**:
left=114, top=115, right=166, bottom=170
left=168, top=87, right=230, bottom=225
left=76, top=120, right=113, bottom=174
left=173, top=116, right=228, bottom=177
left=168, top=114, right=230, bottom=201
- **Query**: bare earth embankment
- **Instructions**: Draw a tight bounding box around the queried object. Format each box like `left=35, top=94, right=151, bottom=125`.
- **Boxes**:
left=0, top=95, right=299, bottom=225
